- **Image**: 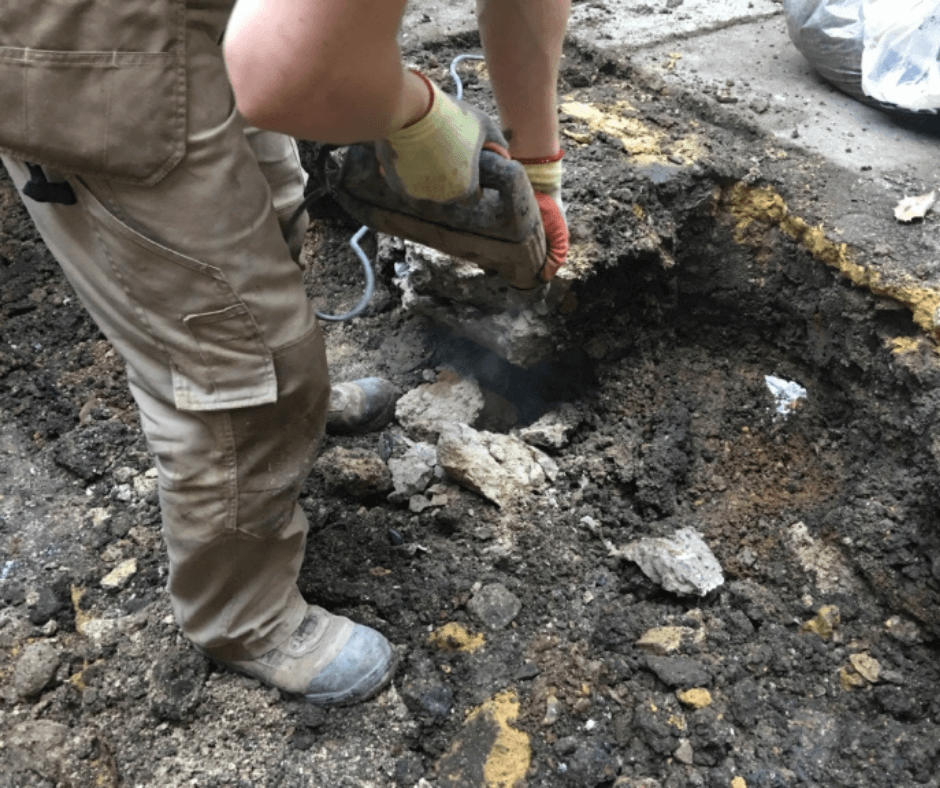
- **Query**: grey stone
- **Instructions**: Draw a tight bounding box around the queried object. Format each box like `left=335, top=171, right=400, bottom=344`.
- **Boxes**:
left=387, top=441, right=438, bottom=503
left=437, top=422, right=558, bottom=508
left=400, top=674, right=453, bottom=721
left=674, top=738, right=694, bottom=765
left=395, top=368, right=484, bottom=442
left=518, top=403, right=583, bottom=449
left=644, top=656, right=712, bottom=688
left=608, top=527, right=724, bottom=596
left=5, top=720, right=69, bottom=773
left=314, top=446, right=392, bottom=498
left=12, top=640, right=60, bottom=699
left=467, top=582, right=522, bottom=630
left=149, top=646, right=208, bottom=721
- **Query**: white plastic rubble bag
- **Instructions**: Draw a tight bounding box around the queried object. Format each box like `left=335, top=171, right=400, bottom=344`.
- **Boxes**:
left=783, top=0, right=940, bottom=114
left=862, top=0, right=940, bottom=112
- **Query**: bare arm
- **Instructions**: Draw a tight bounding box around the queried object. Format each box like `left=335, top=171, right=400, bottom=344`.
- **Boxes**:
left=477, top=0, right=571, bottom=159
left=224, top=0, right=428, bottom=142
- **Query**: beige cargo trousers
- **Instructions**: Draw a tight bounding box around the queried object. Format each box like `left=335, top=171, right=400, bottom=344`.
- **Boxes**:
left=1, top=2, right=329, bottom=660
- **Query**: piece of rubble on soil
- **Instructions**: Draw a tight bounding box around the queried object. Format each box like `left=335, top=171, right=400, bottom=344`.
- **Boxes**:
left=518, top=402, right=583, bottom=449
left=313, top=446, right=392, bottom=498
left=607, top=527, right=724, bottom=596
left=894, top=190, right=936, bottom=223
left=11, top=640, right=59, bottom=700
left=395, top=368, right=485, bottom=442
left=467, top=582, right=522, bottom=630
left=387, top=441, right=438, bottom=503
left=437, top=422, right=559, bottom=508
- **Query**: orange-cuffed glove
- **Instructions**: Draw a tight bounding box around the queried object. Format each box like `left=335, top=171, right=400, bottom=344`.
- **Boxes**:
left=376, top=71, right=510, bottom=203
left=516, top=150, right=568, bottom=282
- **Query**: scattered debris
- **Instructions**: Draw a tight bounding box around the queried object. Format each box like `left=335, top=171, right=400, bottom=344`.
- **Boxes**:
left=542, top=694, right=563, bottom=726
left=839, top=665, right=867, bottom=691
left=786, top=521, right=862, bottom=594
left=428, top=622, right=485, bottom=654
left=894, top=190, right=936, bottom=223
left=765, top=375, right=807, bottom=416
left=636, top=626, right=684, bottom=655
left=100, top=558, right=137, bottom=592
left=674, top=738, right=694, bottom=765
left=467, top=582, right=522, bottom=631
left=11, top=640, right=60, bottom=699
left=313, top=446, right=392, bottom=498
left=884, top=615, right=924, bottom=645
left=801, top=604, right=841, bottom=639
left=2, top=720, right=119, bottom=788
left=676, top=688, right=713, bottom=710
left=148, top=646, right=207, bottom=721
left=849, top=652, right=882, bottom=683
left=645, top=655, right=712, bottom=688
left=607, top=527, right=724, bottom=596
left=518, top=403, right=583, bottom=449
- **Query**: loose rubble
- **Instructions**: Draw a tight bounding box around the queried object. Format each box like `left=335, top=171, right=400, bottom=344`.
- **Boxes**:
left=4, top=33, right=940, bottom=788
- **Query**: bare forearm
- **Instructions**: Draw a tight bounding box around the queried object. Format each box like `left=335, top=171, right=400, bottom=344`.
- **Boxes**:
left=224, top=0, right=427, bottom=142
left=477, top=0, right=570, bottom=159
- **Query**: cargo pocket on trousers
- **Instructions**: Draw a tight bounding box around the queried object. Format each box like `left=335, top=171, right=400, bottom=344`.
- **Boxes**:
left=0, top=0, right=186, bottom=185
left=174, top=305, right=277, bottom=411
left=75, top=180, right=278, bottom=412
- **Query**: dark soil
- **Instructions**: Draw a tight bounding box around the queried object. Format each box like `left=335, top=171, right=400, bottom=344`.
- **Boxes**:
left=2, top=37, right=940, bottom=788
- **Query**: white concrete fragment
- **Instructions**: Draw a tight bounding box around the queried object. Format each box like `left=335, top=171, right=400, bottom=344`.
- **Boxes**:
left=608, top=527, right=724, bottom=596
left=518, top=403, right=582, bottom=449
left=894, top=191, right=936, bottom=223
left=395, top=368, right=485, bottom=442
left=101, top=557, right=138, bottom=591
left=387, top=442, right=438, bottom=504
left=437, top=422, right=558, bottom=508
left=765, top=375, right=807, bottom=416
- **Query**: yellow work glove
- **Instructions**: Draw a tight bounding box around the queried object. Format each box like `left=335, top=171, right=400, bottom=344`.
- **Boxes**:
left=376, top=72, right=509, bottom=203
left=517, top=151, right=568, bottom=281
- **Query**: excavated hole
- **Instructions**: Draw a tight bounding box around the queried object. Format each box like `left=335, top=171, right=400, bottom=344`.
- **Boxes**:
left=2, top=36, right=940, bottom=788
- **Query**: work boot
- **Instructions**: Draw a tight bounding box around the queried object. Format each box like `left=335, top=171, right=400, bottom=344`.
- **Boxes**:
left=220, top=606, right=395, bottom=706
left=327, top=377, right=399, bottom=435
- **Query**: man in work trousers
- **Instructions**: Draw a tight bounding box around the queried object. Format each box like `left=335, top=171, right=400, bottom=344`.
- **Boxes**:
left=0, top=0, right=570, bottom=705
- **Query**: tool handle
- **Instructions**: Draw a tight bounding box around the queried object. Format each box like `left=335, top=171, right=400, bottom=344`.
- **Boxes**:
left=478, top=151, right=537, bottom=222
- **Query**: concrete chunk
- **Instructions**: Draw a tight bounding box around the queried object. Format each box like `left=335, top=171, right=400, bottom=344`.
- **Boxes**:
left=395, top=368, right=484, bottom=443
left=437, top=422, right=558, bottom=508
left=608, top=527, right=724, bottom=596
left=387, top=442, right=438, bottom=503
left=518, top=403, right=582, bottom=449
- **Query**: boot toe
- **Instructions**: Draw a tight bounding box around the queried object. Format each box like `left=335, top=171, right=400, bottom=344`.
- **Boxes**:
left=326, top=377, right=399, bottom=435
left=303, top=624, right=394, bottom=705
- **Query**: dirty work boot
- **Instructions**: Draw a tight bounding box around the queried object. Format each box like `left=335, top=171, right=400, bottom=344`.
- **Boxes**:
left=220, top=606, right=395, bottom=706
left=327, top=377, right=398, bottom=435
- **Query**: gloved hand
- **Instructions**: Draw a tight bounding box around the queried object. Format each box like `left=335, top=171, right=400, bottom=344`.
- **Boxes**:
left=376, top=71, right=510, bottom=203
left=517, top=150, right=568, bottom=282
